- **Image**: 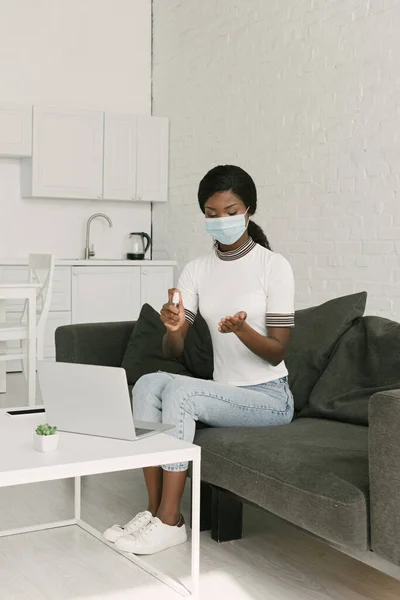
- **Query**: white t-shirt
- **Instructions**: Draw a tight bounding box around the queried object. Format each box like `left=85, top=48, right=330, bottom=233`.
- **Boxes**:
left=178, top=237, right=295, bottom=386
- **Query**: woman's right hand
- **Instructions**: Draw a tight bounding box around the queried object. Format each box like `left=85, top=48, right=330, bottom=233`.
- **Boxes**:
left=160, top=288, right=186, bottom=332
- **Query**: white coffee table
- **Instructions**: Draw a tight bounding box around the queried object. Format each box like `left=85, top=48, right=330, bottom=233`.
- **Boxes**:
left=0, top=408, right=201, bottom=598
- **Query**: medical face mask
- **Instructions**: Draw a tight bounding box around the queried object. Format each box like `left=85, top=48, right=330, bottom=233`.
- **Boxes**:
left=205, top=209, right=249, bottom=246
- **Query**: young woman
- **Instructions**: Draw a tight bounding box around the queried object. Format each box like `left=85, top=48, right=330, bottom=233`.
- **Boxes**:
left=104, top=165, right=295, bottom=555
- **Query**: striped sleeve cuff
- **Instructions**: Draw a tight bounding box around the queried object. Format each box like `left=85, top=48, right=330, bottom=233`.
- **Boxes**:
left=266, top=313, right=295, bottom=328
left=184, top=309, right=197, bottom=325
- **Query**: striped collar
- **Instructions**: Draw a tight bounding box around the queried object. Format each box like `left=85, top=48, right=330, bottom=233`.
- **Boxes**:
left=215, top=237, right=256, bottom=261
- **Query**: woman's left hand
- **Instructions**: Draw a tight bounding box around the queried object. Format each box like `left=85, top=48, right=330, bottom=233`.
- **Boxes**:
left=218, top=311, right=247, bottom=333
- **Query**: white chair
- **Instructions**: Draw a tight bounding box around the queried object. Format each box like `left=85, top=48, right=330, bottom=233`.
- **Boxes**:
left=0, top=254, right=55, bottom=395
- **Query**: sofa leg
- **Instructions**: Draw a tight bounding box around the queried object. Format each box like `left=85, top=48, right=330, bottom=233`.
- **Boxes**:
left=190, top=481, right=213, bottom=531
left=211, top=487, right=243, bottom=542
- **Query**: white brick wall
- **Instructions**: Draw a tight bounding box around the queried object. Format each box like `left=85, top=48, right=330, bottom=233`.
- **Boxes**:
left=152, top=0, right=400, bottom=318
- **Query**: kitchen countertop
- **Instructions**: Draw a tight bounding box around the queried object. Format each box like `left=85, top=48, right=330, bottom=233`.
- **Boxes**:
left=0, top=259, right=176, bottom=267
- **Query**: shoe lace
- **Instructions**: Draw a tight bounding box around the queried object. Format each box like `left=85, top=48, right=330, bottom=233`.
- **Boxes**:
left=124, top=511, right=148, bottom=533
left=134, top=517, right=159, bottom=541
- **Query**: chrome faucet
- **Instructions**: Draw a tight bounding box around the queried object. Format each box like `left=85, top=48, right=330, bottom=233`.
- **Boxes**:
left=84, top=213, right=113, bottom=259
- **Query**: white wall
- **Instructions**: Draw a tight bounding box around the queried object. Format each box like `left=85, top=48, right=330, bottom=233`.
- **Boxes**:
left=152, top=0, right=400, bottom=319
left=0, top=0, right=152, bottom=259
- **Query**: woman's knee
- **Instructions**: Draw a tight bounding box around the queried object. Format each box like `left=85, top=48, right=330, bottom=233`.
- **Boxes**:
left=161, top=377, right=197, bottom=416
left=132, top=373, right=169, bottom=414
left=133, top=372, right=172, bottom=398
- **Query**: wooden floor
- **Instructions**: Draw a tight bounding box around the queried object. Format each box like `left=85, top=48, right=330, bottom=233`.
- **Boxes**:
left=1, top=373, right=400, bottom=600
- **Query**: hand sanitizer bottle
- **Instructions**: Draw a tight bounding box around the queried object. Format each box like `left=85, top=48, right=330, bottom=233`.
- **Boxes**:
left=172, top=291, right=180, bottom=307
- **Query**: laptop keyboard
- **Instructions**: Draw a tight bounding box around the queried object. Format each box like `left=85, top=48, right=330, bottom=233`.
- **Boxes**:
left=135, top=427, right=154, bottom=437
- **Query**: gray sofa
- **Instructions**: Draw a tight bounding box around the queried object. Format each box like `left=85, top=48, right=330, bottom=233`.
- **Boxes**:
left=55, top=291, right=400, bottom=567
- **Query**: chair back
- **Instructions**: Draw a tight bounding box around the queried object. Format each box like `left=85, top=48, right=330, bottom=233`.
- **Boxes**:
left=24, top=254, right=55, bottom=330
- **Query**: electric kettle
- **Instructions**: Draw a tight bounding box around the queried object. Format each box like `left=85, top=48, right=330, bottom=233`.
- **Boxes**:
left=127, top=232, right=151, bottom=260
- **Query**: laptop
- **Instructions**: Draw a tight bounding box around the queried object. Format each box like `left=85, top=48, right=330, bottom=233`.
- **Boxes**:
left=37, top=361, right=173, bottom=441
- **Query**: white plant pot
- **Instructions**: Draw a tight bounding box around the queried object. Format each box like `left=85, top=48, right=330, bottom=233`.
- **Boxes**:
left=33, top=433, right=59, bottom=453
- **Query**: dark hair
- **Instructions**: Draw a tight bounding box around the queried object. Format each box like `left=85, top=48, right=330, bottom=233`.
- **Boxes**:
left=198, top=165, right=272, bottom=250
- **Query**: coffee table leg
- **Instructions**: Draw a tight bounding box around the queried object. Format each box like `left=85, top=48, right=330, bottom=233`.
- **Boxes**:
left=75, top=476, right=81, bottom=521
left=191, top=455, right=201, bottom=599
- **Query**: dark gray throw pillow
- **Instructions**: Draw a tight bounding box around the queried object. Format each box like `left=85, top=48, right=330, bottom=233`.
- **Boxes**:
left=299, top=316, right=400, bottom=426
left=285, top=291, right=367, bottom=414
left=121, top=303, right=191, bottom=386
left=183, top=313, right=214, bottom=380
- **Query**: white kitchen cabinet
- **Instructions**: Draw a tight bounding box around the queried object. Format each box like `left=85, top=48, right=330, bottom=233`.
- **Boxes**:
left=21, top=106, right=104, bottom=199
left=0, top=104, right=32, bottom=157
left=141, top=266, right=173, bottom=311
left=72, top=267, right=141, bottom=324
left=103, top=113, right=169, bottom=203
left=43, top=311, right=71, bottom=360
left=103, top=113, right=138, bottom=201
left=47, top=267, right=71, bottom=311
left=136, top=116, right=169, bottom=203
left=18, top=105, right=168, bottom=202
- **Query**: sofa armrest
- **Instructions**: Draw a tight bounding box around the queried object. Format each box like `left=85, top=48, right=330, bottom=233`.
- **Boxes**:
left=55, top=321, right=135, bottom=367
left=369, top=389, right=400, bottom=566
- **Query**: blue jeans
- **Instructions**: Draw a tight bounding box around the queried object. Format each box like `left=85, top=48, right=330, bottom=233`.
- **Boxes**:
left=132, top=373, right=294, bottom=472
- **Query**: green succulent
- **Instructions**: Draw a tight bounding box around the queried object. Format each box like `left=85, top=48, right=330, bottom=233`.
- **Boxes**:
left=35, top=424, right=57, bottom=436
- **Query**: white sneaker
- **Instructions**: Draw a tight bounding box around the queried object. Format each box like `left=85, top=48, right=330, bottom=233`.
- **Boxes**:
left=103, top=510, right=153, bottom=543
left=115, top=516, right=187, bottom=555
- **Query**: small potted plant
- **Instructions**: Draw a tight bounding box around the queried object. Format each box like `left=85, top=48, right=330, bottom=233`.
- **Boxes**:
left=33, top=424, right=59, bottom=453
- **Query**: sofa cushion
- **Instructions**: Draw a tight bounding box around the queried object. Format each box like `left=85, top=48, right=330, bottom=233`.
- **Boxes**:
left=285, top=291, right=367, bottom=413
left=299, top=316, right=400, bottom=426
left=121, top=304, right=191, bottom=385
left=195, top=418, right=369, bottom=550
left=182, top=313, right=213, bottom=380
